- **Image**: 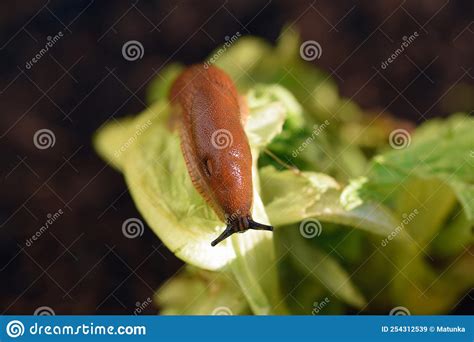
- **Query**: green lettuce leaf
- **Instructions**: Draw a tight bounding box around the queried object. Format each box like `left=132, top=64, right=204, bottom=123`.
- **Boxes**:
left=366, top=114, right=474, bottom=223
left=260, top=166, right=398, bottom=236
left=155, top=266, right=249, bottom=315
left=430, top=210, right=473, bottom=258
left=282, top=228, right=366, bottom=308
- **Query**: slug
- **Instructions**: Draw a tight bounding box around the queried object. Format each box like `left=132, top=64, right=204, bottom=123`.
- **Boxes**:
left=168, top=64, right=273, bottom=246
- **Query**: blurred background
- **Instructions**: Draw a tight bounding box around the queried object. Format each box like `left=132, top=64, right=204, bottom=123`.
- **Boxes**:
left=0, top=0, right=472, bottom=314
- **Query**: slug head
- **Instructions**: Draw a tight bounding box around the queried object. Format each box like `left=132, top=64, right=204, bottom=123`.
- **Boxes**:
left=202, top=142, right=254, bottom=213
left=211, top=215, right=273, bottom=246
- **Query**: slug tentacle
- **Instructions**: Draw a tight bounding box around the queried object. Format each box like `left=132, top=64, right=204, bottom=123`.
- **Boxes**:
left=210, top=225, right=235, bottom=247
left=248, top=219, right=274, bottom=231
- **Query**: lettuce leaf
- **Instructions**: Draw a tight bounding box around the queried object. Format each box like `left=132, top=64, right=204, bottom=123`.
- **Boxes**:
left=282, top=228, right=366, bottom=308
left=155, top=266, right=249, bottom=315
left=365, top=114, right=474, bottom=223
left=260, top=166, right=398, bottom=236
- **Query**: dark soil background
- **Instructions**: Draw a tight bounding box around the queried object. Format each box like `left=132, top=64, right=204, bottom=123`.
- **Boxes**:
left=0, top=0, right=472, bottom=314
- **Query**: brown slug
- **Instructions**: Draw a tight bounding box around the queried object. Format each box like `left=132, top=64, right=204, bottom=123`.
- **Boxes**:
left=168, top=64, right=273, bottom=246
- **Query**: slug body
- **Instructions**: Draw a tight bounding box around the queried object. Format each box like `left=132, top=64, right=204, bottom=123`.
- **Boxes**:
left=169, top=65, right=273, bottom=246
